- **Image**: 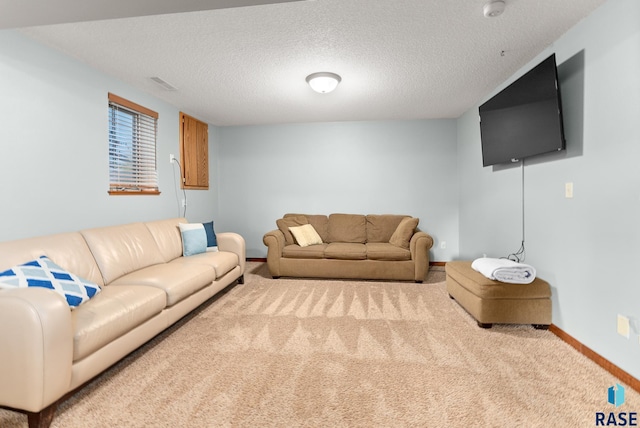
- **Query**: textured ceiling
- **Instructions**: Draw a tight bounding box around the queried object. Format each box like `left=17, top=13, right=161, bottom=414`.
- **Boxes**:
left=18, top=0, right=606, bottom=126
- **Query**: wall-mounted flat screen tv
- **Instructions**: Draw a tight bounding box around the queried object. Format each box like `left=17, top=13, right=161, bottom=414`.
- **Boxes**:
left=479, top=54, right=566, bottom=167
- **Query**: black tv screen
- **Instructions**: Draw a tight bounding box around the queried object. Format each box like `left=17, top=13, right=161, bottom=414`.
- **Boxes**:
left=479, top=54, right=566, bottom=167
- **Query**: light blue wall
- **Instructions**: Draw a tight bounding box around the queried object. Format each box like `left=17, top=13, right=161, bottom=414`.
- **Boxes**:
left=215, top=120, right=459, bottom=259
left=0, top=31, right=218, bottom=241
left=457, top=0, right=640, bottom=380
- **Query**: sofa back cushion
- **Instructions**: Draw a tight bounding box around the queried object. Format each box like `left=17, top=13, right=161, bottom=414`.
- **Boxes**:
left=145, top=218, right=187, bottom=262
left=277, top=215, right=308, bottom=245
left=0, top=232, right=105, bottom=287
left=327, top=214, right=366, bottom=243
left=366, top=215, right=409, bottom=243
left=283, top=214, right=329, bottom=243
left=81, top=222, right=164, bottom=285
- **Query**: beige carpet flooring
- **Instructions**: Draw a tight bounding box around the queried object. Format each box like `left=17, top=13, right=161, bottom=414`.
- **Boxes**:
left=1, top=263, right=638, bottom=427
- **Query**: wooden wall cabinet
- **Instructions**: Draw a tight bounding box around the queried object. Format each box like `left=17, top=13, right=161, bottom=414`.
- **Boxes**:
left=179, top=112, right=209, bottom=190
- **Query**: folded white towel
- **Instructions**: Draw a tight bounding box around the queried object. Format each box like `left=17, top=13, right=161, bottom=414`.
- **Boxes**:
left=471, top=257, right=536, bottom=284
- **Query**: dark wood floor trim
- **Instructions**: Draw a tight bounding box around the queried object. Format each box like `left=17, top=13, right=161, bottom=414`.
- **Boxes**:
left=549, top=324, right=639, bottom=393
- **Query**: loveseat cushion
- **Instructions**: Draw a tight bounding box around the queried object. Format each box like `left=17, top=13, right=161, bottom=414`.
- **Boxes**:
left=366, top=215, right=408, bottom=243
left=365, top=243, right=411, bottom=261
left=72, top=285, right=167, bottom=361
left=324, top=242, right=367, bottom=260
left=327, top=214, right=366, bottom=243
left=109, top=263, right=216, bottom=307
left=283, top=243, right=328, bottom=259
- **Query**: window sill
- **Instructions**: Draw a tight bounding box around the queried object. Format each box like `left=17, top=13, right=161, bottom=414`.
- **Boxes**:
left=108, top=190, right=161, bottom=196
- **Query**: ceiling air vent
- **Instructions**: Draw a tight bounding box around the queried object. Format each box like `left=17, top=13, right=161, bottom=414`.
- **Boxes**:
left=149, top=76, right=178, bottom=91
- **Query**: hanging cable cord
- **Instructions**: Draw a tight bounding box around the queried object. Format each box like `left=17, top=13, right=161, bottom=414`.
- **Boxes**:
left=171, top=158, right=188, bottom=218
left=506, top=159, right=526, bottom=262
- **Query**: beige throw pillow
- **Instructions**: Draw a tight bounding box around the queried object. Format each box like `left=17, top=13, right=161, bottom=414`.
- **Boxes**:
left=389, top=217, right=419, bottom=249
left=289, top=224, right=323, bottom=247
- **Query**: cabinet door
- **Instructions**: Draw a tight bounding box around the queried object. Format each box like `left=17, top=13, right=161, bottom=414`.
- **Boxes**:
left=180, top=112, right=209, bottom=189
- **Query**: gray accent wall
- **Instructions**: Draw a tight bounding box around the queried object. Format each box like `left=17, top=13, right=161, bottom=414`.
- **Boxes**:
left=0, top=31, right=218, bottom=241
left=457, top=0, right=640, bottom=380
left=216, top=120, right=459, bottom=259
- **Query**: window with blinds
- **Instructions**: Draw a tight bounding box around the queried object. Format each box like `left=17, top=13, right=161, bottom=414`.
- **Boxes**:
left=108, top=93, right=160, bottom=195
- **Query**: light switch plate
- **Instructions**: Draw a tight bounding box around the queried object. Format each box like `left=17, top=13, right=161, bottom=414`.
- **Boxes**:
left=617, top=314, right=630, bottom=338
left=565, top=182, right=574, bottom=198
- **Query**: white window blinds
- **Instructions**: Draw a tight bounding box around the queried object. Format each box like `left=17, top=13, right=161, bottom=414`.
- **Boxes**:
left=108, top=93, right=159, bottom=194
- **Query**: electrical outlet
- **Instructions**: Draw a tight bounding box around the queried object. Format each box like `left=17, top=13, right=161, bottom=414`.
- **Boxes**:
left=169, top=154, right=175, bottom=163
left=440, top=241, right=446, bottom=249
left=181, top=199, right=187, bottom=207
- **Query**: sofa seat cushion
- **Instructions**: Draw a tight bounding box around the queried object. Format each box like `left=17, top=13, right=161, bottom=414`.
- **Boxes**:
left=171, top=251, right=239, bottom=279
left=109, top=263, right=216, bottom=306
left=324, top=243, right=367, bottom=260
left=72, top=285, right=167, bottom=361
left=283, top=243, right=328, bottom=259
left=365, top=243, right=411, bottom=261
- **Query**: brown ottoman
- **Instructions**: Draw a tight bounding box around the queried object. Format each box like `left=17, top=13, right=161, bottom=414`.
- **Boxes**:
left=445, top=260, right=551, bottom=329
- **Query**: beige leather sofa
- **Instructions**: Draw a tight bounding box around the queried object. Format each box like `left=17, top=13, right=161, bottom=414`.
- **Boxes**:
left=263, top=213, right=433, bottom=282
left=0, top=218, right=245, bottom=428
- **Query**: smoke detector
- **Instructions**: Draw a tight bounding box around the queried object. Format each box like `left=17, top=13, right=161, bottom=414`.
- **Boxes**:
left=483, top=1, right=505, bottom=18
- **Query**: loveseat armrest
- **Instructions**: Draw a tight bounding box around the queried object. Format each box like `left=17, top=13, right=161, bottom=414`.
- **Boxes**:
left=263, top=229, right=285, bottom=278
left=0, top=288, right=73, bottom=413
left=410, top=231, right=434, bottom=282
left=217, top=232, right=246, bottom=277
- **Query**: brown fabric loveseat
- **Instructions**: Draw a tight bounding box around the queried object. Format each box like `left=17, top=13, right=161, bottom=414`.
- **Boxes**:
left=263, top=213, right=434, bottom=282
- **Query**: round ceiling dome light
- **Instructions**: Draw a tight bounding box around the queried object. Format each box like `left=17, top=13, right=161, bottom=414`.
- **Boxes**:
left=483, top=0, right=505, bottom=18
left=306, top=72, right=341, bottom=94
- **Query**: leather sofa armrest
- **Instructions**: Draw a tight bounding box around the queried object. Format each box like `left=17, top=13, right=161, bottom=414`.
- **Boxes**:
left=263, top=229, right=285, bottom=277
left=0, top=288, right=73, bottom=413
left=410, top=231, right=434, bottom=282
left=217, top=232, right=246, bottom=276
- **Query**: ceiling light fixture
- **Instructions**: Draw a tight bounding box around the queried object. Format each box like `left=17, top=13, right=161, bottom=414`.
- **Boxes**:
left=483, top=0, right=505, bottom=18
left=306, top=72, right=341, bottom=94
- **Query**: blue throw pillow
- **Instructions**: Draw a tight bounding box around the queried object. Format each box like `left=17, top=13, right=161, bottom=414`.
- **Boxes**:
left=0, top=256, right=101, bottom=308
left=178, top=223, right=208, bottom=256
left=202, top=221, right=218, bottom=252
